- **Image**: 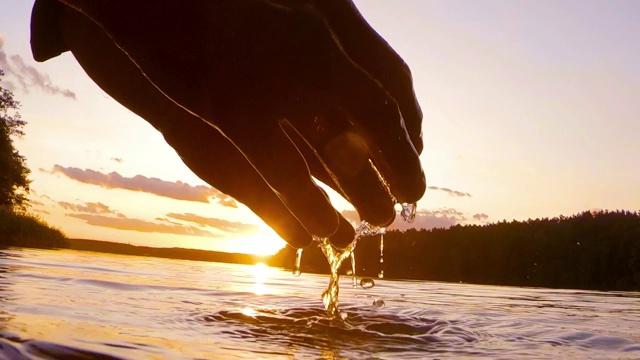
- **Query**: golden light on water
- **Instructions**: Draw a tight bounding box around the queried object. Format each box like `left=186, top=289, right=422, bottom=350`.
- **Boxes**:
left=251, top=263, right=273, bottom=295
left=240, top=307, right=258, bottom=317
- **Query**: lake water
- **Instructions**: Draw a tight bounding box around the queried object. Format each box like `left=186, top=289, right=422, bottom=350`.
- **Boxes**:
left=1, top=248, right=639, bottom=359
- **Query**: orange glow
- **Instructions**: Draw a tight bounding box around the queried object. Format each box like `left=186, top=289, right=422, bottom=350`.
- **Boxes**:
left=251, top=263, right=274, bottom=295
left=226, top=229, right=287, bottom=256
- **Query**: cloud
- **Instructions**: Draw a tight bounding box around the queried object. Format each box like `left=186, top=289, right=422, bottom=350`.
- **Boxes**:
left=110, top=157, right=124, bottom=163
left=57, top=201, right=117, bottom=215
left=341, top=207, right=467, bottom=231
left=57, top=200, right=219, bottom=237
left=389, top=208, right=467, bottom=231
left=155, top=217, right=185, bottom=226
left=473, top=213, right=489, bottom=221
left=68, top=213, right=219, bottom=237
left=0, top=34, right=76, bottom=99
left=427, top=186, right=471, bottom=197
left=166, top=213, right=259, bottom=234
left=51, top=165, right=237, bottom=207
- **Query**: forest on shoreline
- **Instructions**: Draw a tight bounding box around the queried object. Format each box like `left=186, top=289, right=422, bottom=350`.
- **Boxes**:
left=64, top=238, right=267, bottom=265
left=270, top=210, right=640, bottom=292
left=0, top=207, right=67, bottom=249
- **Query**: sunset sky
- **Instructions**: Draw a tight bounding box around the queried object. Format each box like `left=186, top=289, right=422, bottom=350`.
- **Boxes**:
left=1, top=1, right=638, bottom=255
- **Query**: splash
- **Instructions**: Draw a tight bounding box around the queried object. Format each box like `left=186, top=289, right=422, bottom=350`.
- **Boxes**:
left=309, top=202, right=418, bottom=317
left=314, top=221, right=385, bottom=318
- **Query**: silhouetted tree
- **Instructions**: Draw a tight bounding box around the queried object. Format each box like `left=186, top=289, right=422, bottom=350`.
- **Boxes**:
left=270, top=210, right=640, bottom=291
left=0, top=69, right=31, bottom=211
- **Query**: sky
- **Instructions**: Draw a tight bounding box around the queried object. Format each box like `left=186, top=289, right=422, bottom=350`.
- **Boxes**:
left=1, top=1, right=639, bottom=255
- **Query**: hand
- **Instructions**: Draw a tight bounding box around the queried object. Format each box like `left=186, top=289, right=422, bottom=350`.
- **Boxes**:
left=31, top=0, right=426, bottom=248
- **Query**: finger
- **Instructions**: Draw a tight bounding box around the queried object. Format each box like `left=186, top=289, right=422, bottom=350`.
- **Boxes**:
left=279, top=7, right=426, bottom=203
left=327, top=63, right=426, bottom=204
left=282, top=113, right=396, bottom=228
left=315, top=187, right=356, bottom=249
left=58, top=6, right=314, bottom=249
left=164, top=124, right=315, bottom=249
left=311, top=0, right=424, bottom=153
left=219, top=115, right=340, bottom=239
left=329, top=213, right=357, bottom=249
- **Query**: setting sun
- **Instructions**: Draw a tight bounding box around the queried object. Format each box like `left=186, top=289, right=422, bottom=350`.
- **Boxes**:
left=227, top=230, right=287, bottom=256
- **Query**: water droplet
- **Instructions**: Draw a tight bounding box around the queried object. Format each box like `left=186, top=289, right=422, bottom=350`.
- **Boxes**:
left=346, top=269, right=353, bottom=276
left=339, top=310, right=348, bottom=320
left=378, top=270, right=384, bottom=279
left=350, top=251, right=357, bottom=288
left=292, top=248, right=303, bottom=277
left=372, top=299, right=385, bottom=308
left=379, top=233, right=384, bottom=262
left=401, top=202, right=417, bottom=223
left=360, top=277, right=375, bottom=289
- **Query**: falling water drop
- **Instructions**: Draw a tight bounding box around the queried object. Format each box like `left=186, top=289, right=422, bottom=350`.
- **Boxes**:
left=379, top=233, right=384, bottom=264
left=372, top=298, right=385, bottom=308
left=401, top=202, right=417, bottom=223
left=378, top=270, right=384, bottom=279
left=360, top=277, right=375, bottom=289
left=292, top=248, right=303, bottom=277
left=350, top=251, right=357, bottom=288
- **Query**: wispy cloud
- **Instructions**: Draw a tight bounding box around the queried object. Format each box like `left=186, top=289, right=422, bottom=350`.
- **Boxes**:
left=0, top=34, right=76, bottom=99
left=68, top=213, right=219, bottom=237
left=51, top=165, right=237, bottom=207
left=57, top=200, right=220, bottom=237
left=427, top=186, right=471, bottom=197
left=166, top=213, right=259, bottom=234
left=57, top=201, right=117, bottom=215
left=110, top=157, right=124, bottom=163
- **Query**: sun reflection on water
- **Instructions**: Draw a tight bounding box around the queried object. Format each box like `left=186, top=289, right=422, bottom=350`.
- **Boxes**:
left=251, top=263, right=273, bottom=295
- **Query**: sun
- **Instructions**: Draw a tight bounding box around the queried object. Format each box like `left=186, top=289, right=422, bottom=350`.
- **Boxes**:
left=229, top=230, right=287, bottom=256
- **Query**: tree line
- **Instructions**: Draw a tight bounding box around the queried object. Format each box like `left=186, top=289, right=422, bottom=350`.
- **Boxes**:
left=270, top=210, right=640, bottom=291
left=0, top=69, right=67, bottom=248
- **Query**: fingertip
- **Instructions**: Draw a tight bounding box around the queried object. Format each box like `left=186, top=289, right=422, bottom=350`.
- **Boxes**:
left=370, top=208, right=396, bottom=228
left=285, top=235, right=313, bottom=250
left=395, top=167, right=427, bottom=204
left=328, top=216, right=356, bottom=249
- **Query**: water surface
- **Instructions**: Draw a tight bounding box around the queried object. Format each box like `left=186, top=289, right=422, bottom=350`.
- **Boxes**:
left=1, top=248, right=638, bottom=359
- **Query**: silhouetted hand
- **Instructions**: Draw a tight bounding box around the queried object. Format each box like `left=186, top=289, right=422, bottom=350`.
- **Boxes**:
left=31, top=0, right=426, bottom=249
